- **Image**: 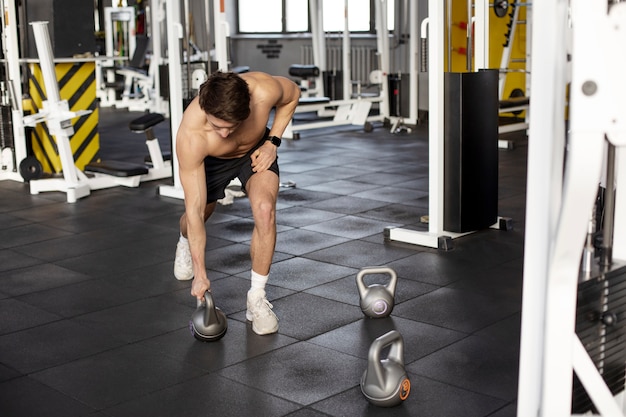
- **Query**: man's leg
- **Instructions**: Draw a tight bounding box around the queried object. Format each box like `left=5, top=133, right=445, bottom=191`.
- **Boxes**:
left=174, top=202, right=217, bottom=281
left=245, top=170, right=280, bottom=334
left=246, top=171, right=279, bottom=274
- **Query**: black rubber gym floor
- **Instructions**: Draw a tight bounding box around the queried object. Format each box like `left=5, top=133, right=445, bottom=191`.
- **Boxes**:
left=0, top=106, right=527, bottom=416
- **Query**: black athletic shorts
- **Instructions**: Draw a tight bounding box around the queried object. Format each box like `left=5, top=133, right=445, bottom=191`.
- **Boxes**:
left=203, top=128, right=279, bottom=203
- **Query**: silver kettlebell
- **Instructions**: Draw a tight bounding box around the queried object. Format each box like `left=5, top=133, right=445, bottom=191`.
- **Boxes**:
left=189, top=291, right=228, bottom=342
left=360, top=330, right=411, bottom=407
left=356, top=266, right=397, bottom=318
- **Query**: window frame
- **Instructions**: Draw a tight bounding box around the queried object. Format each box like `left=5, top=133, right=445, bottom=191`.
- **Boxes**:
left=236, top=0, right=392, bottom=34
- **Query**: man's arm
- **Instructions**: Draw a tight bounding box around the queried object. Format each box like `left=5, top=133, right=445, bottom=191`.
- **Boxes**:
left=251, top=75, right=301, bottom=173
left=177, top=127, right=211, bottom=301
left=268, top=75, right=301, bottom=138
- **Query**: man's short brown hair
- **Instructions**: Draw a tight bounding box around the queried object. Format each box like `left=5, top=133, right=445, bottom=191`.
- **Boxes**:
left=198, top=71, right=251, bottom=123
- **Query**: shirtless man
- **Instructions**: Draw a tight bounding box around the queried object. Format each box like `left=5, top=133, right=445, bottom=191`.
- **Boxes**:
left=173, top=71, right=300, bottom=335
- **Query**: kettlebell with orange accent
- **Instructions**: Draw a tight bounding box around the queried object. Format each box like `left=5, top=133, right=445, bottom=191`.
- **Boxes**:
left=360, top=330, right=411, bottom=407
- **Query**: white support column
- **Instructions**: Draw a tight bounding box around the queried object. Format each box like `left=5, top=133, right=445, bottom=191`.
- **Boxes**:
left=102, top=6, right=137, bottom=108
left=408, top=0, right=419, bottom=124
left=159, top=0, right=185, bottom=199
left=426, top=0, right=445, bottom=241
left=309, top=0, right=326, bottom=97
left=474, top=0, right=489, bottom=70
left=150, top=0, right=169, bottom=116
left=32, top=23, right=60, bottom=104
left=1, top=0, right=27, bottom=181
left=342, top=0, right=351, bottom=100
left=25, top=22, right=92, bottom=202
left=385, top=0, right=447, bottom=248
left=374, top=0, right=390, bottom=121
left=516, top=0, right=569, bottom=414
left=213, top=0, right=229, bottom=71
left=519, top=1, right=626, bottom=415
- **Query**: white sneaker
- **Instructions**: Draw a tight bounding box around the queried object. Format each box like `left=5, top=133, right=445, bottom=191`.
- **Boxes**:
left=246, top=289, right=279, bottom=335
left=174, top=239, right=193, bottom=281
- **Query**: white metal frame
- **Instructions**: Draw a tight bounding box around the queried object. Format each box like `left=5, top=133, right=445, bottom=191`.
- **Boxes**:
left=0, top=0, right=27, bottom=182
left=517, top=1, right=626, bottom=416
left=283, top=0, right=388, bottom=140
left=386, top=0, right=513, bottom=248
left=97, top=5, right=170, bottom=116
left=24, top=22, right=171, bottom=203
left=385, top=0, right=463, bottom=248
left=159, top=0, right=229, bottom=200
left=384, top=0, right=420, bottom=133
left=98, top=7, right=136, bottom=109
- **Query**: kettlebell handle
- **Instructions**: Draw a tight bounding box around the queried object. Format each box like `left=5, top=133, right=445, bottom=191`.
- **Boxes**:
left=196, top=291, right=213, bottom=308
left=197, top=291, right=213, bottom=307
left=365, top=330, right=405, bottom=393
left=196, top=291, right=218, bottom=326
left=371, top=329, right=404, bottom=364
left=356, top=266, right=398, bottom=294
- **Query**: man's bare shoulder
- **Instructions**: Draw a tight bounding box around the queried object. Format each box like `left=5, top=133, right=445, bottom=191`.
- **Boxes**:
left=240, top=71, right=274, bottom=83
left=241, top=72, right=297, bottom=105
left=177, top=101, right=211, bottom=162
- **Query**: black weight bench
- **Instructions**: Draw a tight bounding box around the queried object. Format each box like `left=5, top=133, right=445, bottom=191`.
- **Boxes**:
left=84, top=160, right=148, bottom=177
left=289, top=64, right=325, bottom=98
left=289, top=64, right=320, bottom=78
left=129, top=113, right=172, bottom=164
left=289, top=65, right=331, bottom=106
left=129, top=112, right=164, bottom=133
left=85, top=113, right=167, bottom=178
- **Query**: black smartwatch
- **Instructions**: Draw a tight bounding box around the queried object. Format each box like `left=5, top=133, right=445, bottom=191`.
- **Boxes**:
left=265, top=135, right=282, bottom=147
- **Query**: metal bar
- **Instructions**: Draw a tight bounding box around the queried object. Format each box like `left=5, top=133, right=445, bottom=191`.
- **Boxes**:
left=516, top=0, right=569, bottom=414
left=158, top=0, right=185, bottom=199
left=601, top=142, right=616, bottom=267
left=342, top=0, right=351, bottom=100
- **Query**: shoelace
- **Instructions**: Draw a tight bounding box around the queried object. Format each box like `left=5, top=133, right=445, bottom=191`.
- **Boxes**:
left=254, top=298, right=278, bottom=320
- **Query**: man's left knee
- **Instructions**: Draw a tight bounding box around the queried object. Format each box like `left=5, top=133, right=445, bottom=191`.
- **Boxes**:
left=255, top=199, right=275, bottom=217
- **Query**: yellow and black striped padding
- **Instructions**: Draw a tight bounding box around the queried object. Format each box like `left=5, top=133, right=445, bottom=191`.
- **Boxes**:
left=27, top=61, right=99, bottom=173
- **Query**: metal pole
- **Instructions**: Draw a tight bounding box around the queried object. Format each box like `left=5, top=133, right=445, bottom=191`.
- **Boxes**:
left=213, top=0, right=229, bottom=71
left=409, top=0, right=418, bottom=123
left=446, top=0, right=452, bottom=72
left=428, top=0, right=445, bottom=235
left=474, top=0, right=489, bottom=70
left=183, top=0, right=191, bottom=98
left=158, top=0, right=185, bottom=198
left=309, top=0, right=325, bottom=96
left=466, top=0, right=472, bottom=71
left=342, top=0, right=351, bottom=100
left=374, top=0, right=390, bottom=119
left=601, top=142, right=616, bottom=267
left=516, top=0, right=569, bottom=414
left=29, top=22, right=78, bottom=187
left=1, top=0, right=27, bottom=174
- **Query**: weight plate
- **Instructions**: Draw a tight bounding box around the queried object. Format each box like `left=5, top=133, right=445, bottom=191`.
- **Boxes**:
left=19, top=156, right=43, bottom=181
